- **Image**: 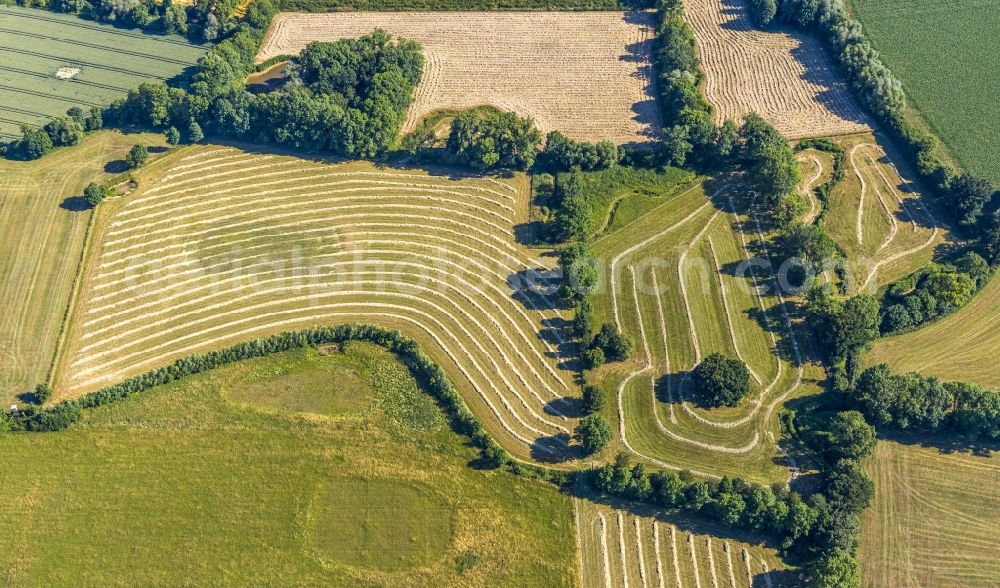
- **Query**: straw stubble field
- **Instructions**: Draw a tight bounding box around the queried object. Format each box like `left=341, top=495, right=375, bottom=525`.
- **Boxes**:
left=257, top=11, right=662, bottom=145
left=683, top=0, right=870, bottom=139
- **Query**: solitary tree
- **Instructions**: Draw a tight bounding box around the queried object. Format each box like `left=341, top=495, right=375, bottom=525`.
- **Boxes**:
left=165, top=126, right=181, bottom=145
left=83, top=182, right=106, bottom=207
left=125, top=144, right=149, bottom=169
left=692, top=353, right=750, bottom=407
left=575, top=414, right=612, bottom=455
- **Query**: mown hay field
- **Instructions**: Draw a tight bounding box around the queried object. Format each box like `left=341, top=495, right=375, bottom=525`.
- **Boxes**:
left=0, top=6, right=206, bottom=140
left=0, top=131, right=165, bottom=405
left=859, top=440, right=1000, bottom=587
left=850, top=0, right=1000, bottom=183
left=588, top=180, right=825, bottom=485
left=55, top=145, right=582, bottom=462
left=576, top=499, right=790, bottom=588
left=816, top=133, right=945, bottom=293
left=866, top=273, right=1000, bottom=390
left=0, top=344, right=576, bottom=585
left=684, top=0, right=870, bottom=139
left=257, top=11, right=662, bottom=145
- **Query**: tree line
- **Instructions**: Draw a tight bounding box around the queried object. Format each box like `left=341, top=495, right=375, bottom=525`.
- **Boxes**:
left=4, top=0, right=245, bottom=42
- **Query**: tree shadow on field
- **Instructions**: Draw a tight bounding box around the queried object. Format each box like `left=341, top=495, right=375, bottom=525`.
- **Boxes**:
left=545, top=396, right=585, bottom=418
left=530, top=433, right=578, bottom=463
left=877, top=428, right=1000, bottom=459
left=788, top=41, right=871, bottom=130
left=59, top=195, right=91, bottom=212
left=622, top=11, right=665, bottom=145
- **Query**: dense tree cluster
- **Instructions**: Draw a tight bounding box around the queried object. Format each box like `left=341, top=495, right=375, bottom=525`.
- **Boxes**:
left=805, top=287, right=880, bottom=365
left=3, top=108, right=101, bottom=160
left=111, top=30, right=422, bottom=159
left=737, top=113, right=802, bottom=222
left=879, top=253, right=991, bottom=334
left=551, top=173, right=593, bottom=243
left=692, top=353, right=751, bottom=407
left=537, top=131, right=620, bottom=172
left=557, top=242, right=599, bottom=302
left=652, top=0, right=731, bottom=167
left=585, top=323, right=632, bottom=369
left=445, top=109, right=541, bottom=170
left=854, top=364, right=1000, bottom=441
left=747, top=0, right=777, bottom=26
left=12, top=0, right=246, bottom=42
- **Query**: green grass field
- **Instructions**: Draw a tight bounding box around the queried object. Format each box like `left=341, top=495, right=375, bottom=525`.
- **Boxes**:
left=0, top=130, right=165, bottom=406
left=0, top=6, right=205, bottom=140
left=859, top=440, right=1000, bottom=587
left=818, top=133, right=945, bottom=293
left=866, top=273, right=1000, bottom=390
left=850, top=0, right=1000, bottom=182
left=0, top=343, right=576, bottom=585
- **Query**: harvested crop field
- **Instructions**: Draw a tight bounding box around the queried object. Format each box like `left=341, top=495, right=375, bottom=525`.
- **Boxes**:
left=684, top=0, right=870, bottom=139
left=860, top=441, right=1000, bottom=587
left=576, top=500, right=788, bottom=587
left=55, top=145, right=581, bottom=462
left=0, top=6, right=206, bottom=140
left=257, top=11, right=662, bottom=145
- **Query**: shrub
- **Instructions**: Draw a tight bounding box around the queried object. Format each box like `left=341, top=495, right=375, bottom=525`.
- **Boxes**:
left=692, top=352, right=750, bottom=407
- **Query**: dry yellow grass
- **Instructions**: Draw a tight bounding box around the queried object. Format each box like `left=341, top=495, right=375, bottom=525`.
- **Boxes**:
left=684, top=0, right=870, bottom=139
left=860, top=441, right=1000, bottom=587
left=257, top=11, right=662, bottom=145
left=576, top=499, right=787, bottom=588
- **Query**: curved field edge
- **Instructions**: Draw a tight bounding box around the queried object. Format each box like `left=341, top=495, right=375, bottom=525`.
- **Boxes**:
left=866, top=273, right=1000, bottom=390
left=0, top=341, right=576, bottom=585
left=52, top=145, right=578, bottom=463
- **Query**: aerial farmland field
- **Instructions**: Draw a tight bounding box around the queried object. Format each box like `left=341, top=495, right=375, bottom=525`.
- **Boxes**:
left=849, top=0, right=1000, bottom=182
left=257, top=11, right=662, bottom=144
left=0, top=130, right=165, bottom=405
left=54, top=145, right=581, bottom=462
left=0, top=344, right=576, bottom=584
left=0, top=6, right=205, bottom=140
left=683, top=0, right=870, bottom=139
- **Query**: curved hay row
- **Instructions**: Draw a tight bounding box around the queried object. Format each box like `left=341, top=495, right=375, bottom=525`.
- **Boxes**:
left=78, top=265, right=570, bottom=406
left=797, top=153, right=824, bottom=225
left=61, top=149, right=575, bottom=459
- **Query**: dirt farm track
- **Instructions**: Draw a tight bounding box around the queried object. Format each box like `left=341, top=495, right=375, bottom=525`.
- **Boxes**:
left=257, top=11, right=663, bottom=145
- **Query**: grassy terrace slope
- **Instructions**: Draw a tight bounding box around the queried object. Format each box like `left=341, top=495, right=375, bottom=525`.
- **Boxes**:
left=0, top=131, right=164, bottom=405
left=817, top=133, right=944, bottom=293
left=850, top=0, right=1000, bottom=182
left=0, top=6, right=205, bottom=140
left=859, top=441, right=1000, bottom=587
left=866, top=274, right=1000, bottom=390
left=55, top=145, right=579, bottom=462
left=0, top=344, right=575, bottom=585
left=589, top=181, right=825, bottom=484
